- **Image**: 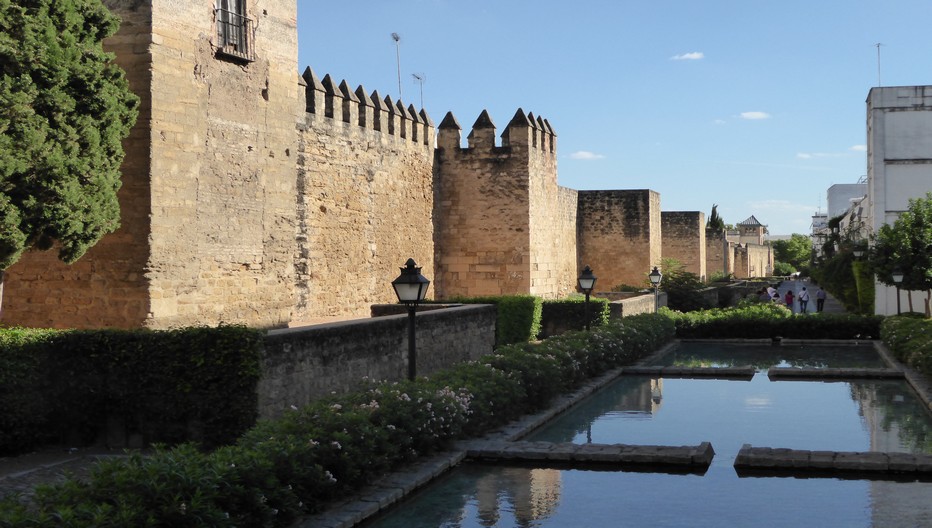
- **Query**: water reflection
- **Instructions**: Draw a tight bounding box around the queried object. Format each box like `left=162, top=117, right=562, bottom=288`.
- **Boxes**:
left=653, top=342, right=886, bottom=370
left=366, top=344, right=932, bottom=527
left=527, top=375, right=932, bottom=455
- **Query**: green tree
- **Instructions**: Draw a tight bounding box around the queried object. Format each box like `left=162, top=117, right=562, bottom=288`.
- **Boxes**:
left=658, top=258, right=715, bottom=312
left=0, top=0, right=138, bottom=310
left=869, top=192, right=932, bottom=314
left=707, top=204, right=725, bottom=231
left=772, top=233, right=812, bottom=271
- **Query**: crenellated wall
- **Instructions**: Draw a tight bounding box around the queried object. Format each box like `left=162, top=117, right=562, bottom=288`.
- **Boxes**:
left=434, top=109, right=574, bottom=299
left=577, top=190, right=662, bottom=289
left=0, top=0, right=719, bottom=330
left=294, top=68, right=435, bottom=321
left=662, top=212, right=706, bottom=280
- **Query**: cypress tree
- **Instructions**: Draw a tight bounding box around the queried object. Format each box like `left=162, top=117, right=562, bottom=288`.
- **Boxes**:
left=0, top=0, right=138, bottom=307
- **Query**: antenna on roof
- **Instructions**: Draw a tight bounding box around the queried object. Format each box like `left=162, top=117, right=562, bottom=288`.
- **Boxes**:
left=875, top=43, right=883, bottom=87
left=411, top=73, right=425, bottom=108
left=391, top=33, right=402, bottom=99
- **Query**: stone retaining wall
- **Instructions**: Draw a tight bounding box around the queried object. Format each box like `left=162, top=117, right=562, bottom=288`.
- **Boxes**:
left=258, top=305, right=496, bottom=419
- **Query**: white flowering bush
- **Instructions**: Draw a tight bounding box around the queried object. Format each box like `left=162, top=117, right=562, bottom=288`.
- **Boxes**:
left=881, top=315, right=932, bottom=375
left=2, top=314, right=676, bottom=527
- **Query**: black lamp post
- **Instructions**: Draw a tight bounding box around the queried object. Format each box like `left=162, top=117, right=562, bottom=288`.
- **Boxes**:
left=392, top=258, right=430, bottom=380
left=578, top=265, right=597, bottom=331
left=649, top=266, right=663, bottom=312
left=892, top=268, right=904, bottom=316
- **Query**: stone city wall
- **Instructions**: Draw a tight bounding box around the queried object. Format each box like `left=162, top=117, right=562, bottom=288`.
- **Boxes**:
left=577, top=190, right=661, bottom=289
left=258, top=304, right=496, bottom=419
left=661, top=211, right=707, bottom=280
left=140, top=0, right=302, bottom=329
left=294, top=68, right=435, bottom=321
left=704, top=229, right=732, bottom=279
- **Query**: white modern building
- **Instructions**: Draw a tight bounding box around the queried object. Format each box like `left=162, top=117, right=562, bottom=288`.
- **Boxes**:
left=866, top=85, right=932, bottom=315
left=827, top=182, right=867, bottom=220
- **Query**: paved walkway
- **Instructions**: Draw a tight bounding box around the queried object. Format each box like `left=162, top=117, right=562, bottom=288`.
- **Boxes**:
left=774, top=279, right=845, bottom=314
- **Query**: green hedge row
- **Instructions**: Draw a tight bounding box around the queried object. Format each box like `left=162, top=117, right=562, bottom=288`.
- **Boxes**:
left=0, top=314, right=675, bottom=526
left=443, top=295, right=543, bottom=346
left=880, top=315, right=932, bottom=377
left=538, top=297, right=611, bottom=338
left=0, top=326, right=264, bottom=455
left=665, top=302, right=883, bottom=339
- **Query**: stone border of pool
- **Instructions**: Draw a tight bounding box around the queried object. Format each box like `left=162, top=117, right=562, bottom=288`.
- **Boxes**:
left=734, top=445, right=932, bottom=479
left=466, top=440, right=715, bottom=469
left=299, top=339, right=932, bottom=528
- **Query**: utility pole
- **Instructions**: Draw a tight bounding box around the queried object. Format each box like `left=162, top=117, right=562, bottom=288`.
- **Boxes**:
left=391, top=33, right=402, bottom=99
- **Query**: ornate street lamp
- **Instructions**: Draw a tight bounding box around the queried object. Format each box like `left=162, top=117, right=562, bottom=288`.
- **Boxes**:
left=392, top=258, right=430, bottom=380
left=892, top=268, right=904, bottom=316
left=578, top=265, right=597, bottom=331
left=648, top=266, right=663, bottom=312
left=853, top=248, right=864, bottom=259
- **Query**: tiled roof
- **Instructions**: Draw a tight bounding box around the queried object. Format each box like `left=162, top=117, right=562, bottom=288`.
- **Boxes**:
left=737, top=215, right=763, bottom=226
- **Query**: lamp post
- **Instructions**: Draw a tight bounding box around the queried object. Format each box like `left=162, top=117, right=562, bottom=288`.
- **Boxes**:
left=853, top=248, right=865, bottom=259
left=578, top=265, right=597, bottom=330
left=649, top=266, right=663, bottom=313
left=892, top=268, right=904, bottom=316
left=391, top=258, right=430, bottom=380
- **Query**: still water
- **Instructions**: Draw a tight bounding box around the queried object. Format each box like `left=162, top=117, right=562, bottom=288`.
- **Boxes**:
left=649, top=341, right=887, bottom=369
left=366, top=344, right=932, bottom=527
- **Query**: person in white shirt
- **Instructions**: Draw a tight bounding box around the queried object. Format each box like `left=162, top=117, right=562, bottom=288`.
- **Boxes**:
left=798, top=287, right=810, bottom=313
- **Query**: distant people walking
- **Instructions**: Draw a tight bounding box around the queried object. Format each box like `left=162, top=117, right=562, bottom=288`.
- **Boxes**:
left=798, top=287, right=810, bottom=313
left=784, top=290, right=795, bottom=311
left=816, top=288, right=827, bottom=312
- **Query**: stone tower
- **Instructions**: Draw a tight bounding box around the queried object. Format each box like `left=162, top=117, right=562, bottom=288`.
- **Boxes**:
left=433, top=109, right=577, bottom=299
left=2, top=0, right=303, bottom=329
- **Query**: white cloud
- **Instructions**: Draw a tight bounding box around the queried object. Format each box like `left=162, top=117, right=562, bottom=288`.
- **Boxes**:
left=569, top=151, right=605, bottom=160
left=850, top=144, right=867, bottom=152
left=796, top=152, right=844, bottom=159
left=671, top=51, right=704, bottom=60
left=740, top=111, right=771, bottom=120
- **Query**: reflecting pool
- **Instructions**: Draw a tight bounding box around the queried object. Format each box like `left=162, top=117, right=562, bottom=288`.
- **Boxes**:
left=525, top=375, right=932, bottom=455
left=365, top=342, right=932, bottom=528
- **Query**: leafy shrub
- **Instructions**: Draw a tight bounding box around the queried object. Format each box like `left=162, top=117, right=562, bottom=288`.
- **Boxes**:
left=538, top=297, right=610, bottom=338
left=0, top=326, right=264, bottom=455
left=666, top=303, right=883, bottom=339
left=881, top=316, right=932, bottom=376
left=3, top=315, right=675, bottom=525
left=444, top=295, right=543, bottom=346
left=659, top=259, right=714, bottom=312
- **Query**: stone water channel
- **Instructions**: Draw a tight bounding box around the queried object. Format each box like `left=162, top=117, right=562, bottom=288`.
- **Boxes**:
left=307, top=339, right=932, bottom=528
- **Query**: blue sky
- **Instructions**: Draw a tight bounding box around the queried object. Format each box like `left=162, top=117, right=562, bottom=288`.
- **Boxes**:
left=297, top=1, right=932, bottom=235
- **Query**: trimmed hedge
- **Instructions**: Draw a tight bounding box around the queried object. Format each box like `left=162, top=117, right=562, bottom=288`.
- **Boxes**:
left=443, top=295, right=543, bottom=346
left=538, top=297, right=611, bottom=338
left=0, top=315, right=675, bottom=526
left=665, top=303, right=883, bottom=339
left=0, top=326, right=264, bottom=455
left=880, top=315, right=932, bottom=377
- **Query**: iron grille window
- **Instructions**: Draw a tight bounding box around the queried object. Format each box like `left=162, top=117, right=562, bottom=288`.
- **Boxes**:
left=215, top=0, right=255, bottom=61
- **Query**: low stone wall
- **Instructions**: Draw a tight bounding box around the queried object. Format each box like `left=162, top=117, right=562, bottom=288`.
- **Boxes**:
left=608, top=292, right=667, bottom=319
left=258, top=305, right=496, bottom=419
